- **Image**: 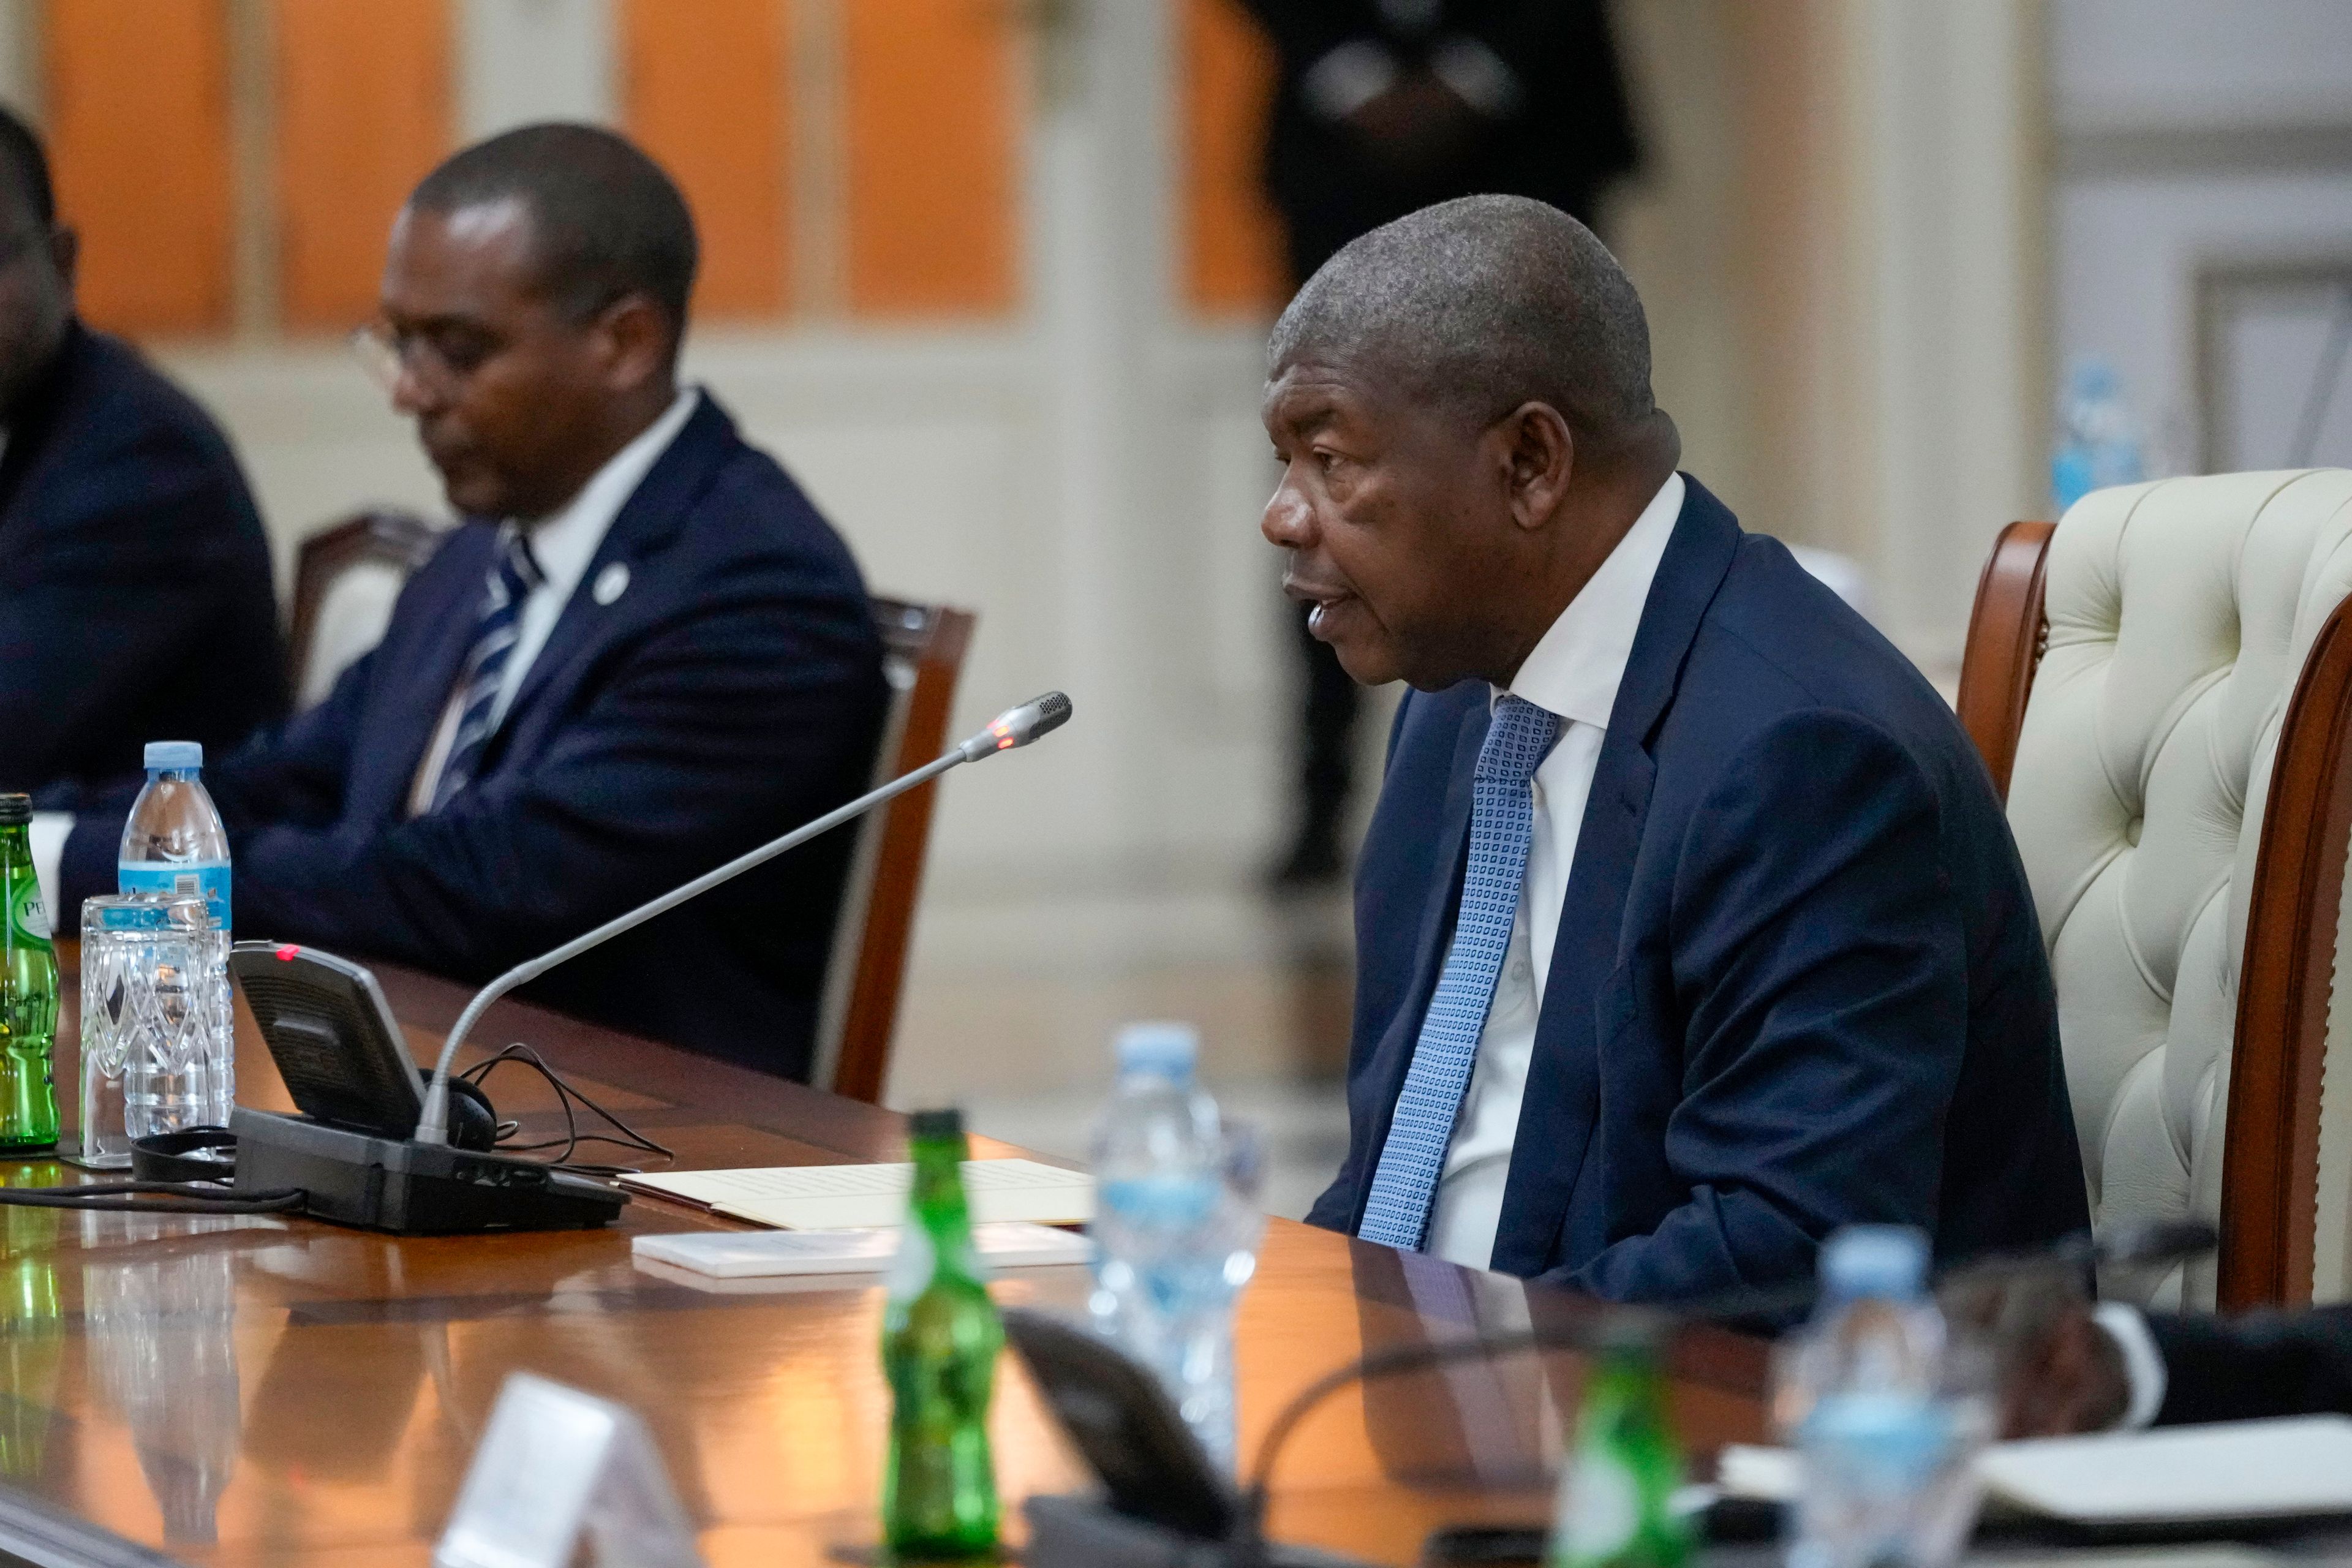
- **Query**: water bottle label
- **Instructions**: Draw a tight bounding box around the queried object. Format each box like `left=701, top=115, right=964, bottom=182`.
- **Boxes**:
left=7, top=880, right=48, bottom=943
left=118, top=863, right=230, bottom=932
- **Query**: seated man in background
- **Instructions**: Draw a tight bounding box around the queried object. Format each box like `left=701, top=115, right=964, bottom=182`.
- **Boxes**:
left=1279, top=196, right=2087, bottom=1298
left=42, top=124, right=887, bottom=1079
left=0, top=106, right=285, bottom=794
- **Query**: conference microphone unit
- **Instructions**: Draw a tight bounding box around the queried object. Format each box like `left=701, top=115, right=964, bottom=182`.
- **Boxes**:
left=227, top=692, right=1073, bottom=1235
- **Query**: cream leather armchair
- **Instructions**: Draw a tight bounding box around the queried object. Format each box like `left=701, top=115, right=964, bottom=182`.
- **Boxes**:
left=1979, top=470, right=2352, bottom=1309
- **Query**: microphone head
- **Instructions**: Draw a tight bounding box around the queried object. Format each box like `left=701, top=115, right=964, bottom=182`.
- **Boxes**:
left=967, top=692, right=1073, bottom=758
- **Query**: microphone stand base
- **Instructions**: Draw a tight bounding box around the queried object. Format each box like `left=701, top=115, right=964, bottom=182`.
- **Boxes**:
left=230, top=1107, right=629, bottom=1235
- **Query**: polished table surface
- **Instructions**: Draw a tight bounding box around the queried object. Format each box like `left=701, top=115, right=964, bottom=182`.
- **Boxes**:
left=0, top=948, right=1768, bottom=1566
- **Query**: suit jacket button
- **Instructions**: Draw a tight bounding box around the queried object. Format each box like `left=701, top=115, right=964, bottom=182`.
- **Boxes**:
left=593, top=562, right=630, bottom=605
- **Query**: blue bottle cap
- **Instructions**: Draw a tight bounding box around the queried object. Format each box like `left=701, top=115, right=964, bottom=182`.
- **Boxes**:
left=143, top=741, right=204, bottom=771
left=1114, top=1021, right=1199, bottom=1080
left=1819, top=1224, right=1929, bottom=1299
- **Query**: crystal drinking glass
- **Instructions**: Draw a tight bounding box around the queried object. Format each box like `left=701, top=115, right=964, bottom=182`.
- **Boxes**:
left=77, top=894, right=229, bottom=1166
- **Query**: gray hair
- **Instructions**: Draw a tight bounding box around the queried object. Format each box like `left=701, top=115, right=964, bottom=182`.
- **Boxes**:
left=1268, top=195, right=1654, bottom=437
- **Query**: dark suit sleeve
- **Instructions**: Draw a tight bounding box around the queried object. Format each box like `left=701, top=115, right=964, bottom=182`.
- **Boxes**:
left=2149, top=1306, right=2352, bottom=1426
left=1562, top=709, right=1968, bottom=1302
left=216, top=570, right=877, bottom=979
left=0, top=437, right=261, bottom=793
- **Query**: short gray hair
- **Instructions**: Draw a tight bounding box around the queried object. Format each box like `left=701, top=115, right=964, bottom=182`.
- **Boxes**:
left=1268, top=195, right=1654, bottom=435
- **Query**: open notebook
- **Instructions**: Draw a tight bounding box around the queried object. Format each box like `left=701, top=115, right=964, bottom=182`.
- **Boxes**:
left=620, top=1159, right=1095, bottom=1231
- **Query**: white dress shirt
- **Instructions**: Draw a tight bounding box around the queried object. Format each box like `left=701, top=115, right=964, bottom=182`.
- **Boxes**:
left=407, top=385, right=699, bottom=814
left=2097, top=1302, right=2170, bottom=1430
left=1423, top=472, right=1685, bottom=1270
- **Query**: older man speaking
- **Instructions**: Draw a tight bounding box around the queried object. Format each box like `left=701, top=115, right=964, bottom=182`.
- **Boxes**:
left=1270, top=195, right=2085, bottom=1300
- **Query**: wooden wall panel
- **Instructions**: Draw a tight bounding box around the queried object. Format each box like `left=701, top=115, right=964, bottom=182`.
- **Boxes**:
left=619, top=0, right=790, bottom=320
left=45, top=0, right=235, bottom=335
left=842, top=0, right=1017, bottom=318
left=1180, top=0, right=1286, bottom=315
left=275, top=0, right=452, bottom=331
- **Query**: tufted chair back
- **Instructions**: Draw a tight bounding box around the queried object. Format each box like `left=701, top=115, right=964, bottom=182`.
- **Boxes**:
left=2003, top=470, right=2352, bottom=1309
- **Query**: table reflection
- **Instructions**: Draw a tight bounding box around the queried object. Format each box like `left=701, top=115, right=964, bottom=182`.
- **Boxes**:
left=0, top=1162, right=62, bottom=1483
left=80, top=1213, right=245, bottom=1544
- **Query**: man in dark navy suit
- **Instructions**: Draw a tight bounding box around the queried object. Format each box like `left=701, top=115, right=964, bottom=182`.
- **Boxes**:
left=0, top=106, right=285, bottom=795
left=1271, top=195, right=2086, bottom=1300
left=45, top=125, right=886, bottom=1078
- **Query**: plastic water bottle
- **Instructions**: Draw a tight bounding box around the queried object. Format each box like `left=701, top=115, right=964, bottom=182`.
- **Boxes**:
left=118, top=742, right=230, bottom=933
left=2051, top=358, right=2145, bottom=513
left=1088, top=1022, right=1258, bottom=1467
left=1776, top=1227, right=1984, bottom=1568
left=118, top=742, right=235, bottom=1136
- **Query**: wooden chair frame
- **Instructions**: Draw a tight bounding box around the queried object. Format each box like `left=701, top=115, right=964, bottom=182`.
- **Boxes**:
left=813, top=598, right=977, bottom=1103
left=1957, top=519, right=2352, bottom=1308
left=287, top=508, right=446, bottom=698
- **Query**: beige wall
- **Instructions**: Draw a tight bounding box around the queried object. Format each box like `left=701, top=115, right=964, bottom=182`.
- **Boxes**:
left=1615, top=0, right=2048, bottom=672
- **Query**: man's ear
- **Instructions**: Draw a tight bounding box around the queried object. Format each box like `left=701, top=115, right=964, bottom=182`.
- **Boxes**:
left=1499, top=401, right=1573, bottom=531
left=597, top=292, right=674, bottom=392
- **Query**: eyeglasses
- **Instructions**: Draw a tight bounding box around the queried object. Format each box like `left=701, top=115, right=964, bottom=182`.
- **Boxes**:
left=349, top=320, right=501, bottom=398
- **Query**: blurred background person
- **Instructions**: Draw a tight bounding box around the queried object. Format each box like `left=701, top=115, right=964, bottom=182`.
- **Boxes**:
left=0, top=105, right=283, bottom=797
left=1238, top=0, right=1640, bottom=887
left=39, top=125, right=888, bottom=1079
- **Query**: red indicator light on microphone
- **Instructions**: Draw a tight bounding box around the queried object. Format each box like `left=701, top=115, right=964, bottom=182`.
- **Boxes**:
left=275, top=945, right=300, bottom=961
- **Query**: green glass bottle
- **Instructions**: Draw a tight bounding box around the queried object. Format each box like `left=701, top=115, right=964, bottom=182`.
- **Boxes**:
left=0, top=797, right=59, bottom=1155
left=1548, top=1319, right=1691, bottom=1568
left=881, top=1108, right=1002, bottom=1559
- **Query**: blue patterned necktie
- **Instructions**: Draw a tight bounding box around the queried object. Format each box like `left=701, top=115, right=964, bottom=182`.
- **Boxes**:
left=1359, top=693, right=1561, bottom=1251
left=429, top=529, right=544, bottom=812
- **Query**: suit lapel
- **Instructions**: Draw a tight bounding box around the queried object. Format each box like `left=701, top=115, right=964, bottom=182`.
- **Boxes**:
left=494, top=395, right=736, bottom=751
left=360, top=526, right=493, bottom=824
left=1351, top=693, right=1490, bottom=1233
left=1487, top=477, right=1744, bottom=1275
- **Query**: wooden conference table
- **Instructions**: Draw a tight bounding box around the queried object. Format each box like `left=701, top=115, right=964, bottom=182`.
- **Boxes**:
left=0, top=948, right=1770, bottom=1567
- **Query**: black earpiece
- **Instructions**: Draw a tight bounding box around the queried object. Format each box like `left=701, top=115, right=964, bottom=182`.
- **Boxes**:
left=443, top=1076, right=500, bottom=1152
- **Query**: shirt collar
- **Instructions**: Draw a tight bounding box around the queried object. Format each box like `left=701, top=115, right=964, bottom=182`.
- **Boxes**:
left=507, top=385, right=699, bottom=602
left=1496, top=471, right=1685, bottom=729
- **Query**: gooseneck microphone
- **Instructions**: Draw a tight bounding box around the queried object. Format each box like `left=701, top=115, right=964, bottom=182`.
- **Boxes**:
left=412, top=692, right=1074, bottom=1145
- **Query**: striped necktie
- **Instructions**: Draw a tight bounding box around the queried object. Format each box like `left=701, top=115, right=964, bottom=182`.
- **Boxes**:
left=429, top=529, right=543, bottom=813
left=1358, top=693, right=1561, bottom=1252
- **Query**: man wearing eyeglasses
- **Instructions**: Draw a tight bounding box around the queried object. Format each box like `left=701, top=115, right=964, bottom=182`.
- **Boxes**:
left=0, top=106, right=285, bottom=796
left=40, top=124, right=889, bottom=1078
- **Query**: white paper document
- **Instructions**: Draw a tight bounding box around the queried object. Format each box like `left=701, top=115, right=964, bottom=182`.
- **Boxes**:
left=632, top=1221, right=1093, bottom=1279
left=619, top=1158, right=1095, bottom=1229
left=1721, top=1415, right=2352, bottom=1525
left=1976, top=1415, right=2352, bottom=1523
